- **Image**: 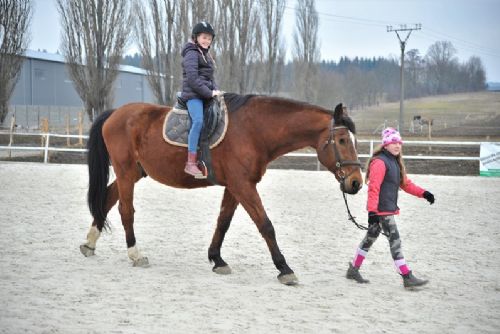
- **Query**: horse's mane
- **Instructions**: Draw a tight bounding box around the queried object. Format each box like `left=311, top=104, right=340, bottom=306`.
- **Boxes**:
left=222, top=93, right=356, bottom=134
left=223, top=93, right=320, bottom=114
left=223, top=93, right=258, bottom=113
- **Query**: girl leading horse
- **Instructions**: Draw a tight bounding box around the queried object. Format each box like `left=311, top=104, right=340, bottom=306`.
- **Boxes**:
left=81, top=94, right=362, bottom=285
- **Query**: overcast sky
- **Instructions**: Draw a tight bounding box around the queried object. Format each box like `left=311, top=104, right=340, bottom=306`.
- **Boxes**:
left=30, top=0, right=500, bottom=82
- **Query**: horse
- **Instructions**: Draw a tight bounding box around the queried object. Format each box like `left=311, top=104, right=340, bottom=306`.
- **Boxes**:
left=80, top=93, right=363, bottom=285
left=411, top=115, right=434, bottom=133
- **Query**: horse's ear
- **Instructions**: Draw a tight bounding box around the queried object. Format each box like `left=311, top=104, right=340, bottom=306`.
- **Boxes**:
left=333, top=103, right=343, bottom=123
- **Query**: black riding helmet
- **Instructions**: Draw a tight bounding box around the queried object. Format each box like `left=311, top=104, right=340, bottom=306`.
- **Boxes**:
left=191, top=21, right=215, bottom=40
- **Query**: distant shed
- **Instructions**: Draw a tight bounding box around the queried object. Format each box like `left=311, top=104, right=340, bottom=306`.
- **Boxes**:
left=10, top=49, right=156, bottom=108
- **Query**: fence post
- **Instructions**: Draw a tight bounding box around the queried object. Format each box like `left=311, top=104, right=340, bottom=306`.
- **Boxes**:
left=44, top=133, right=50, bottom=163
left=8, top=115, right=15, bottom=158
left=78, top=111, right=83, bottom=146
left=428, top=124, right=432, bottom=152
left=369, top=140, right=374, bottom=156
left=40, top=117, right=49, bottom=158
left=66, top=114, right=70, bottom=146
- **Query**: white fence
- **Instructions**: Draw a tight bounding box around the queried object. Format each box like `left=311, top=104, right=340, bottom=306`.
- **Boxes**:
left=0, top=132, right=88, bottom=163
left=0, top=132, right=488, bottom=167
left=284, top=139, right=482, bottom=170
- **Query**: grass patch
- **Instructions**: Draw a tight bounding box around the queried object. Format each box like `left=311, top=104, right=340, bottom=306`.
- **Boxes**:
left=351, top=91, right=500, bottom=138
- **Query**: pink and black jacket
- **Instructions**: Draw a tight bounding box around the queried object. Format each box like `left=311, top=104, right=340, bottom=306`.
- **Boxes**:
left=367, top=150, right=425, bottom=216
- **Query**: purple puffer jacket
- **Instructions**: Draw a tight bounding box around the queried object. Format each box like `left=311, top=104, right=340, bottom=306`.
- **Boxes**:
left=181, top=41, right=217, bottom=101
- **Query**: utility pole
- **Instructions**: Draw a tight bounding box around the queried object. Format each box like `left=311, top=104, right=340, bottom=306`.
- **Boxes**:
left=387, top=24, right=421, bottom=132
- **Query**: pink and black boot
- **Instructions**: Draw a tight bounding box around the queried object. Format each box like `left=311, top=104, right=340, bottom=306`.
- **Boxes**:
left=184, top=152, right=206, bottom=179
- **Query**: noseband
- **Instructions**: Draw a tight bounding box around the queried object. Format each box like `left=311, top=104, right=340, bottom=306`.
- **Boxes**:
left=323, top=120, right=361, bottom=179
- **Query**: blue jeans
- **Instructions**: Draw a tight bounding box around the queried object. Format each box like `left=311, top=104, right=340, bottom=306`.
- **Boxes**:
left=187, top=99, right=204, bottom=153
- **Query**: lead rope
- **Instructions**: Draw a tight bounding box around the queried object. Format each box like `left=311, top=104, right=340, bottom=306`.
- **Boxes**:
left=340, top=176, right=389, bottom=237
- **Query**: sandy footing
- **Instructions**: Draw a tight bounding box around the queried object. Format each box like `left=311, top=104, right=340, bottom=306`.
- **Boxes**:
left=0, top=162, right=499, bottom=333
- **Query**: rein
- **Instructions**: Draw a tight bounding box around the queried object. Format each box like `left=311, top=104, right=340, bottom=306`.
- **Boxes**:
left=339, top=178, right=389, bottom=237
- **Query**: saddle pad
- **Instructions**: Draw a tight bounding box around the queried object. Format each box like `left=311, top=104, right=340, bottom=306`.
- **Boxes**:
left=162, top=99, right=228, bottom=149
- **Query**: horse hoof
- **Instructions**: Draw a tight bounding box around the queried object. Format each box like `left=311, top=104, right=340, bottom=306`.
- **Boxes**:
left=212, top=265, right=232, bottom=275
left=278, top=273, right=299, bottom=285
left=133, top=257, right=149, bottom=268
left=80, top=244, right=95, bottom=257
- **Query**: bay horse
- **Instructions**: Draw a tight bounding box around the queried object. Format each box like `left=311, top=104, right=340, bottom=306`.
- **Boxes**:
left=81, top=93, right=363, bottom=285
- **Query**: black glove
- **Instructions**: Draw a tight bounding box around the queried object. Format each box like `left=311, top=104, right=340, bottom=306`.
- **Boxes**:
left=368, top=212, right=380, bottom=225
left=423, top=191, right=435, bottom=205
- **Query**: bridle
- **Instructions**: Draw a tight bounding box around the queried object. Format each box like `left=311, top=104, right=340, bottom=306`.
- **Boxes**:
left=323, top=119, right=389, bottom=236
left=322, top=119, right=361, bottom=180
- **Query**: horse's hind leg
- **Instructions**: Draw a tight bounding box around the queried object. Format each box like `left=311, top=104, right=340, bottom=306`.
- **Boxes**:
left=208, top=188, right=239, bottom=275
left=115, top=167, right=149, bottom=267
left=80, top=181, right=119, bottom=257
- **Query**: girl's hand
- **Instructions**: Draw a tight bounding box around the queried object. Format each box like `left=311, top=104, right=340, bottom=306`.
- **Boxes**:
left=423, top=191, right=435, bottom=204
left=368, top=212, right=380, bottom=225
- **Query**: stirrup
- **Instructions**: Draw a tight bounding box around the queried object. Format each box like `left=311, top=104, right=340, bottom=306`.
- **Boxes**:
left=196, top=160, right=208, bottom=179
left=194, top=172, right=207, bottom=179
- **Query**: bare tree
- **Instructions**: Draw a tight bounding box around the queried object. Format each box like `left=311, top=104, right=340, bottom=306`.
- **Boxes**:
left=464, top=56, right=486, bottom=91
left=176, top=0, right=192, bottom=43
left=191, top=0, right=216, bottom=25
left=214, top=0, right=259, bottom=93
left=57, top=0, right=131, bottom=120
left=404, top=49, right=424, bottom=98
left=235, top=0, right=260, bottom=93
left=260, top=0, right=286, bottom=94
left=425, top=41, right=458, bottom=94
left=0, top=0, right=32, bottom=124
left=292, top=0, right=319, bottom=102
left=214, top=0, right=238, bottom=91
left=135, top=0, right=178, bottom=105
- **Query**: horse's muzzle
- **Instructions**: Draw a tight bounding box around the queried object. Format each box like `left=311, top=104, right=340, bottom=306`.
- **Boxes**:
left=341, top=178, right=362, bottom=194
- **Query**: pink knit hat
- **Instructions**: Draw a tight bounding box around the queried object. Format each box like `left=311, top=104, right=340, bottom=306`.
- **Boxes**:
left=381, top=127, right=403, bottom=146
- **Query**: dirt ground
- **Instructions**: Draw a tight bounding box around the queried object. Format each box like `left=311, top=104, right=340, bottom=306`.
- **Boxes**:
left=0, top=163, right=499, bottom=333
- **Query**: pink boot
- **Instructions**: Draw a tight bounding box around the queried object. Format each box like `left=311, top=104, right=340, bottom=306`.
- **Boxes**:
left=184, top=152, right=206, bottom=179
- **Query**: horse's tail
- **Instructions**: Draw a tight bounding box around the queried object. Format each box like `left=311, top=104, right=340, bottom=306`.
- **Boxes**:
left=87, top=109, right=114, bottom=231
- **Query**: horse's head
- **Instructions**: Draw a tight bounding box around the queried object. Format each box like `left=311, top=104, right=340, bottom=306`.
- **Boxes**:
left=316, top=103, right=363, bottom=194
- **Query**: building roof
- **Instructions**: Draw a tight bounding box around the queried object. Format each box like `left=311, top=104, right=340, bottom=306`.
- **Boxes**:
left=24, top=49, right=148, bottom=75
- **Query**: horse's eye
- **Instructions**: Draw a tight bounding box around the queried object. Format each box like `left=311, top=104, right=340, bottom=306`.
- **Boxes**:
left=339, top=138, right=346, bottom=145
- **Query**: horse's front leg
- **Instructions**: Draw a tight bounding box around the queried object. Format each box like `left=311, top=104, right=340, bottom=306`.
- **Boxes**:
left=80, top=181, right=119, bottom=257
left=208, top=188, right=239, bottom=275
left=229, top=182, right=298, bottom=285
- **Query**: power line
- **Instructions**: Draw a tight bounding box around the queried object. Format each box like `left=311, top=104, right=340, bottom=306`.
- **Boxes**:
left=416, top=30, right=500, bottom=58
left=283, top=4, right=499, bottom=59
left=283, top=5, right=403, bottom=27
left=425, top=27, right=500, bottom=54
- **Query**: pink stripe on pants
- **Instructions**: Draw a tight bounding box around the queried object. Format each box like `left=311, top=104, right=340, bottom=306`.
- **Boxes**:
left=394, top=258, right=410, bottom=275
left=352, top=248, right=368, bottom=268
